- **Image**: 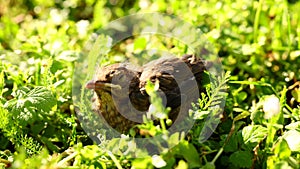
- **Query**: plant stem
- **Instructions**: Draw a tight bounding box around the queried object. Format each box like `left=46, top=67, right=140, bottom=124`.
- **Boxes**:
left=57, top=151, right=78, bottom=167
left=253, top=0, right=264, bottom=43
left=107, top=151, right=122, bottom=169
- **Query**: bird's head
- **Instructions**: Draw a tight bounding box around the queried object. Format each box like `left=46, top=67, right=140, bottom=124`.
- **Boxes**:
left=85, top=63, right=141, bottom=94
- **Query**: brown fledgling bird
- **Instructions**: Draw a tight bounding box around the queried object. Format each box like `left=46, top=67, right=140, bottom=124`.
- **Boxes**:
left=86, top=54, right=208, bottom=133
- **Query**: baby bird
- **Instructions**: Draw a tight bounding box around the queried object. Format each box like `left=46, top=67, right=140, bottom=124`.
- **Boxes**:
left=86, top=54, right=208, bottom=133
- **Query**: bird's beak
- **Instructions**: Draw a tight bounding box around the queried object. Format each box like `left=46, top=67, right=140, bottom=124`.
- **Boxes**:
left=85, top=80, right=122, bottom=90
left=85, top=80, right=96, bottom=89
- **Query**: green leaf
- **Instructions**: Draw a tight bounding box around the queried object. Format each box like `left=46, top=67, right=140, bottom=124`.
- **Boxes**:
left=242, top=125, right=268, bottom=145
left=201, top=162, right=215, bottom=169
left=229, top=150, right=253, bottom=168
left=168, top=132, right=180, bottom=148
left=233, top=110, right=250, bottom=121
left=283, top=130, right=300, bottom=152
left=87, top=35, right=112, bottom=74
left=193, top=110, right=210, bottom=120
left=161, top=156, right=176, bottom=169
left=57, top=51, right=78, bottom=62
left=241, top=44, right=256, bottom=55
left=274, top=161, right=293, bottom=169
left=223, top=133, right=238, bottom=153
left=3, top=86, right=56, bottom=125
left=4, top=86, right=56, bottom=113
left=132, top=157, right=152, bottom=169
left=134, top=37, right=147, bottom=51
left=285, top=121, right=300, bottom=130
left=274, top=139, right=291, bottom=159
left=291, top=88, right=300, bottom=102
left=40, top=136, right=60, bottom=152
left=0, top=106, right=9, bottom=129
left=172, top=141, right=201, bottom=168
left=237, top=91, right=247, bottom=103
left=0, top=70, right=4, bottom=95
left=151, top=155, right=167, bottom=168
left=175, top=160, right=189, bottom=169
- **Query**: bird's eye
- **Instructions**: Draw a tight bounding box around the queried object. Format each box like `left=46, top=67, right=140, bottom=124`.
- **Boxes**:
left=106, top=70, right=116, bottom=79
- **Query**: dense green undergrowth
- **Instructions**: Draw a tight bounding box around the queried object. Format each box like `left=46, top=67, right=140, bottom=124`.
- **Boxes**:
left=0, top=0, right=300, bottom=168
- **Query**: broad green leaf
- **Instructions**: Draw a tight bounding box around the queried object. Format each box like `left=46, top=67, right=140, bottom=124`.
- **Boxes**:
left=237, top=91, right=247, bottom=103
left=283, top=130, right=300, bottom=151
left=201, top=162, right=215, bottom=169
left=168, top=132, right=180, bottom=148
left=274, top=139, right=291, bottom=159
left=172, top=141, right=201, bottom=168
left=161, top=156, right=176, bottom=169
left=274, top=161, right=293, bottom=169
left=267, top=156, right=294, bottom=169
left=175, top=160, right=189, bottom=169
left=223, top=133, right=238, bottom=153
left=4, top=86, right=56, bottom=113
left=229, top=150, right=253, bottom=168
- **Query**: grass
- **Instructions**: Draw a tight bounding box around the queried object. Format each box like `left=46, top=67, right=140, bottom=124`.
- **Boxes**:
left=0, top=0, right=300, bottom=168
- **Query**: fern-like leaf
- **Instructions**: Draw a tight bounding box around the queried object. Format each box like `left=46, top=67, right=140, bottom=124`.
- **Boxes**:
left=4, top=86, right=56, bottom=124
